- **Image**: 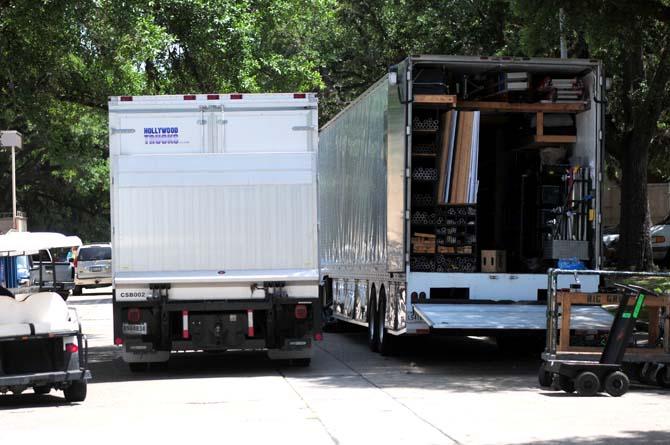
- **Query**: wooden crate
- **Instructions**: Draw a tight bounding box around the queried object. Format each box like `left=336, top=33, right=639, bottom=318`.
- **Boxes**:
left=556, top=291, right=670, bottom=356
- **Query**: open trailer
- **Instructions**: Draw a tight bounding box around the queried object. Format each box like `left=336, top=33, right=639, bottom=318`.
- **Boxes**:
left=319, top=55, right=610, bottom=353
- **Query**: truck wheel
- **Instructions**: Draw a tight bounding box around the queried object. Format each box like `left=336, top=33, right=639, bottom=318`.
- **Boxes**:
left=64, top=381, right=87, bottom=402
left=129, top=362, right=149, bottom=373
left=72, top=286, right=83, bottom=296
left=367, top=296, right=379, bottom=352
left=538, top=363, right=553, bottom=388
left=377, top=296, right=394, bottom=356
left=558, top=374, right=575, bottom=393
left=575, top=371, right=600, bottom=396
left=604, top=371, right=629, bottom=397
left=655, top=365, right=670, bottom=388
left=33, top=385, right=50, bottom=395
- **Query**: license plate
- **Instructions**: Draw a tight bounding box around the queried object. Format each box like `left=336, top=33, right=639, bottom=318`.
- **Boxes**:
left=122, top=322, right=147, bottom=335
left=90, top=266, right=102, bottom=272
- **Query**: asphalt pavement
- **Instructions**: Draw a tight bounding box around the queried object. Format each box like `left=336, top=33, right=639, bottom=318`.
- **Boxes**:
left=1, top=289, right=669, bottom=444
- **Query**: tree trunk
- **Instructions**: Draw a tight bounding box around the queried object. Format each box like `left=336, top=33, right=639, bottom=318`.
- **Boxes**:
left=619, top=136, right=653, bottom=270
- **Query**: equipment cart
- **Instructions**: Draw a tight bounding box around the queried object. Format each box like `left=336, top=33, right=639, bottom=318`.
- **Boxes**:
left=0, top=232, right=91, bottom=402
left=540, top=269, right=670, bottom=396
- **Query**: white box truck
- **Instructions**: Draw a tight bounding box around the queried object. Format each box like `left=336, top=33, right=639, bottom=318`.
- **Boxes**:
left=109, top=92, right=321, bottom=370
left=319, top=55, right=611, bottom=354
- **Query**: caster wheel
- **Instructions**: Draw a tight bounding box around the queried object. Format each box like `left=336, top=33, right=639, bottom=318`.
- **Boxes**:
left=558, top=375, right=575, bottom=393
left=575, top=371, right=600, bottom=397
left=604, top=371, right=630, bottom=397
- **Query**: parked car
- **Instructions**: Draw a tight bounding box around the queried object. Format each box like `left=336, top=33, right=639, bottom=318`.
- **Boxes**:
left=73, top=243, right=111, bottom=295
left=602, top=215, right=670, bottom=265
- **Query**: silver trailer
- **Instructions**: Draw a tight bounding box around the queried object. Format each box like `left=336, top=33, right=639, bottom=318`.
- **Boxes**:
left=319, top=55, right=608, bottom=353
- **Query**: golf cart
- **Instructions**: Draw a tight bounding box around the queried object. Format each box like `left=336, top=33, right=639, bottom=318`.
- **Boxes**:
left=0, top=232, right=91, bottom=402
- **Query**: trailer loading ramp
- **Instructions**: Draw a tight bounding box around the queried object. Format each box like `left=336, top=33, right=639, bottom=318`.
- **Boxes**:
left=413, top=303, right=613, bottom=331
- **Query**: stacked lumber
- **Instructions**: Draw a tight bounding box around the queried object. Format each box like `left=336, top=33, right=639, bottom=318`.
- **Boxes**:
left=412, top=233, right=436, bottom=254
left=448, top=111, right=480, bottom=204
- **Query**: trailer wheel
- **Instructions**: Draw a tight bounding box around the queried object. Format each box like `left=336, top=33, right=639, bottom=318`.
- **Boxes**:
left=558, top=374, right=575, bottom=393
left=72, top=285, right=82, bottom=296
left=655, top=365, right=670, bottom=388
left=128, top=362, right=149, bottom=373
left=64, top=381, right=87, bottom=403
left=575, top=371, right=600, bottom=397
left=377, top=296, right=394, bottom=356
left=368, top=295, right=379, bottom=352
left=33, top=385, right=50, bottom=395
left=538, top=363, right=553, bottom=388
left=604, top=371, right=629, bottom=397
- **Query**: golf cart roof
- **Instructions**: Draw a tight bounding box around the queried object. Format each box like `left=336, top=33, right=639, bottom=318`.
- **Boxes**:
left=0, top=232, right=82, bottom=257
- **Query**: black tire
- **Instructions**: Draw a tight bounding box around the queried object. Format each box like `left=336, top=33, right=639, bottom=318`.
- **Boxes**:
left=604, top=371, right=630, bottom=397
left=367, top=295, right=379, bottom=352
left=63, top=381, right=87, bottom=402
left=72, top=285, right=83, bottom=296
left=558, top=374, right=575, bottom=393
left=575, top=371, right=600, bottom=397
left=33, top=385, right=50, bottom=395
left=538, top=363, right=553, bottom=388
left=291, top=358, right=311, bottom=367
left=377, top=296, right=394, bottom=356
left=128, top=362, right=149, bottom=373
left=656, top=365, right=670, bottom=388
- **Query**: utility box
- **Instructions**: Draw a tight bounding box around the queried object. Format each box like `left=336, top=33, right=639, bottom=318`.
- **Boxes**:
left=481, top=250, right=507, bottom=273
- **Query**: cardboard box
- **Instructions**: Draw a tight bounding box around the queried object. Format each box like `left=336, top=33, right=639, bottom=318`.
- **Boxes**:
left=481, top=250, right=506, bottom=272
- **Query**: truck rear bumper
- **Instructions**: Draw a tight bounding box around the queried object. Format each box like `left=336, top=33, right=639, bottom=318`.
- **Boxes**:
left=114, top=293, right=322, bottom=362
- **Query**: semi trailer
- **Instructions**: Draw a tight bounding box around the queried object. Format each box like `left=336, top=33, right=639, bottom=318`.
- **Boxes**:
left=109, top=92, right=321, bottom=369
left=319, top=55, right=610, bottom=353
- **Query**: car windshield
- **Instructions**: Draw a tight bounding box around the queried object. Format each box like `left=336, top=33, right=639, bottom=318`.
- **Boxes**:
left=78, top=246, right=111, bottom=261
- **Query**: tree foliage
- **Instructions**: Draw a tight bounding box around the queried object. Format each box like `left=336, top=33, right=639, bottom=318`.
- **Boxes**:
left=1, top=0, right=669, bottom=271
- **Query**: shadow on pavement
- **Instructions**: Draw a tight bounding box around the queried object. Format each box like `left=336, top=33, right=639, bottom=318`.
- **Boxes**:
left=507, top=430, right=670, bottom=445
left=74, top=325, right=670, bottom=396
left=0, top=393, right=76, bottom=410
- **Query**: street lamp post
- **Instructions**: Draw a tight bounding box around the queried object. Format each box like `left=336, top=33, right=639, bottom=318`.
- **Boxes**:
left=0, top=131, right=23, bottom=230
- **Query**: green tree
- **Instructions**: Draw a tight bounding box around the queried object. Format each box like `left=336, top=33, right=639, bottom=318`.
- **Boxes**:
left=0, top=0, right=332, bottom=241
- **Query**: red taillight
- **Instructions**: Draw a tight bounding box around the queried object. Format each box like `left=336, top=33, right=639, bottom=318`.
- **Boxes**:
left=294, top=304, right=308, bottom=320
left=73, top=257, right=78, bottom=268
left=183, top=94, right=196, bottom=100
left=207, top=94, right=220, bottom=100
left=114, top=337, right=124, bottom=346
left=127, top=308, right=141, bottom=323
left=230, top=94, right=243, bottom=100
left=293, top=93, right=306, bottom=99
left=65, top=343, right=79, bottom=353
left=120, top=96, right=133, bottom=101
left=314, top=332, right=323, bottom=341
